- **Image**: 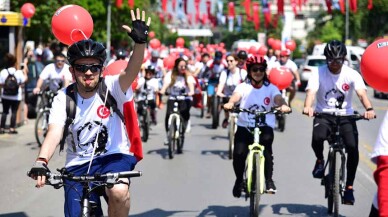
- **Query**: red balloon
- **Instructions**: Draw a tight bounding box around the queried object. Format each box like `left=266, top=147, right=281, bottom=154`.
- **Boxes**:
left=103, top=60, right=128, bottom=76
left=163, top=56, right=175, bottom=70
left=361, top=39, right=388, bottom=92
left=268, top=66, right=294, bottom=90
left=271, top=39, right=282, bottom=50
left=248, top=46, right=257, bottom=55
left=267, top=38, right=275, bottom=46
left=149, top=31, right=155, bottom=39
left=219, top=42, right=225, bottom=48
left=258, top=46, right=268, bottom=56
left=51, top=5, right=93, bottom=45
left=285, top=40, right=296, bottom=51
left=176, top=37, right=185, bottom=47
left=21, top=3, right=35, bottom=18
left=149, top=38, right=161, bottom=49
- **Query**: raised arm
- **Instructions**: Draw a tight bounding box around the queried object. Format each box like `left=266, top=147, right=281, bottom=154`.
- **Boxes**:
left=120, top=9, right=151, bottom=92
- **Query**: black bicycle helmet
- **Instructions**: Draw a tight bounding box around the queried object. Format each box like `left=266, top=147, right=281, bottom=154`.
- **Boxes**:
left=237, top=50, right=248, bottom=60
left=323, top=40, right=347, bottom=59
left=116, top=48, right=127, bottom=59
left=145, top=65, right=155, bottom=73
left=214, top=51, right=223, bottom=59
left=67, top=39, right=107, bottom=65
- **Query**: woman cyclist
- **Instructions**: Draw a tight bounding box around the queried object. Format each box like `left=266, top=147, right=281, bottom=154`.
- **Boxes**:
left=223, top=56, right=291, bottom=197
left=216, top=54, right=247, bottom=128
left=135, top=65, right=159, bottom=125
left=160, top=57, right=195, bottom=145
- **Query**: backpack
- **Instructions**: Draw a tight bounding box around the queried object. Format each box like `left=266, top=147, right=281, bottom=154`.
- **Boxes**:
left=59, top=78, right=124, bottom=152
left=3, top=69, right=19, bottom=96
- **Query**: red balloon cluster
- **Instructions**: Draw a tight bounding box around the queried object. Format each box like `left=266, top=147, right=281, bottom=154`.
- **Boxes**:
left=103, top=60, right=128, bottom=77
left=285, top=40, right=296, bottom=51
left=271, top=39, right=282, bottom=50
left=258, top=46, right=268, bottom=56
left=21, top=3, right=35, bottom=18
left=176, top=37, right=185, bottom=47
left=51, top=5, right=93, bottom=45
left=361, top=39, right=388, bottom=92
left=163, top=56, right=175, bottom=70
left=248, top=46, right=257, bottom=55
left=149, top=38, right=161, bottom=49
left=268, top=66, right=294, bottom=90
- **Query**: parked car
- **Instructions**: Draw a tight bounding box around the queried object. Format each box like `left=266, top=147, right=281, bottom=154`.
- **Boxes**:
left=25, top=60, right=45, bottom=118
left=298, top=55, right=326, bottom=91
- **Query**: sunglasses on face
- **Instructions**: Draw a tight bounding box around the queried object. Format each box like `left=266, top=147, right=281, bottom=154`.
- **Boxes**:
left=73, top=64, right=103, bottom=73
left=227, top=59, right=235, bottom=63
left=179, top=65, right=187, bottom=69
left=55, top=60, right=66, bottom=63
left=327, top=58, right=344, bottom=64
left=251, top=67, right=266, bottom=72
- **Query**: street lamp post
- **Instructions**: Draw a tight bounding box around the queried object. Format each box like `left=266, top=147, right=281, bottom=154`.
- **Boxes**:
left=107, top=0, right=112, bottom=62
left=345, top=0, right=349, bottom=42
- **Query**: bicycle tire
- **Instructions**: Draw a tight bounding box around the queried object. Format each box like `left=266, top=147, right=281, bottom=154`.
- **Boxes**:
left=168, top=116, right=177, bottom=159
left=200, top=91, right=207, bottom=118
left=35, top=110, right=50, bottom=147
left=141, top=110, right=150, bottom=142
left=177, top=119, right=184, bottom=154
left=327, top=152, right=336, bottom=215
left=212, top=95, right=219, bottom=129
left=333, top=152, right=341, bottom=216
left=250, top=153, right=261, bottom=217
left=278, top=114, right=286, bottom=132
left=228, top=117, right=235, bottom=160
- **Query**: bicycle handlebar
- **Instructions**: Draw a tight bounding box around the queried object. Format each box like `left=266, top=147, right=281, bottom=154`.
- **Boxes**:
left=228, top=107, right=291, bottom=115
left=311, top=111, right=374, bottom=121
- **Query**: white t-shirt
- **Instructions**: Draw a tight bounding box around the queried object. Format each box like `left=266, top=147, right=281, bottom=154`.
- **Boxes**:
left=136, top=77, right=159, bottom=101
left=0, top=68, right=26, bottom=101
left=234, top=82, right=280, bottom=128
left=206, top=60, right=226, bottom=80
left=371, top=111, right=388, bottom=163
left=49, top=76, right=133, bottom=167
left=270, top=59, right=298, bottom=73
left=306, top=65, right=366, bottom=114
left=219, top=68, right=247, bottom=96
left=39, top=63, right=72, bottom=83
left=144, top=59, right=164, bottom=78
left=164, top=74, right=196, bottom=100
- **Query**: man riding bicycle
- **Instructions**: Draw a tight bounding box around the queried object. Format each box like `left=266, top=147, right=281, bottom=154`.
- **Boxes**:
left=28, top=9, right=151, bottom=217
left=223, top=56, right=291, bottom=198
left=303, top=40, right=375, bottom=205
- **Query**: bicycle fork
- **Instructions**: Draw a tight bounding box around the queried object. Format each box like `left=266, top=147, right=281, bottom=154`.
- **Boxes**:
left=168, top=114, right=181, bottom=139
left=247, top=143, right=265, bottom=195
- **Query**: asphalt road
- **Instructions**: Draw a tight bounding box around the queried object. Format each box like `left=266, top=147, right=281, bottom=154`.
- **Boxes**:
left=0, top=88, right=386, bottom=217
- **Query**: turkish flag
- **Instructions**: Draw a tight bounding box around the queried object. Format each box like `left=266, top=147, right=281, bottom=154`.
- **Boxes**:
left=277, top=0, right=284, bottom=15
left=325, top=0, right=332, bottom=14
left=162, top=0, right=167, bottom=12
left=253, top=2, right=260, bottom=30
left=128, top=0, right=134, bottom=9
left=116, top=0, right=123, bottom=8
left=339, top=0, right=345, bottom=14
left=124, top=100, right=143, bottom=162
left=368, top=0, right=373, bottom=9
left=350, top=0, right=357, bottom=13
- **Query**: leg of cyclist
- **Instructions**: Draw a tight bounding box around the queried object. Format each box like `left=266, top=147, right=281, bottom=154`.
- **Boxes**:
left=341, top=119, right=359, bottom=205
left=259, top=126, right=276, bottom=192
left=221, top=97, right=229, bottom=128
left=286, top=81, right=296, bottom=107
left=311, top=117, right=331, bottom=178
left=232, top=126, right=253, bottom=198
left=164, top=99, right=174, bottom=144
left=179, top=99, right=192, bottom=133
left=149, top=99, right=157, bottom=125
left=206, top=83, right=215, bottom=118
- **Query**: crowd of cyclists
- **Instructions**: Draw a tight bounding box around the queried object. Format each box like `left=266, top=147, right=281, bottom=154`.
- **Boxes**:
left=20, top=9, right=384, bottom=216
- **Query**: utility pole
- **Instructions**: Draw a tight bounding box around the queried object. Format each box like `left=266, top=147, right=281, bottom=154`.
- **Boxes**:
left=107, top=0, right=112, bottom=62
left=345, top=0, right=349, bottom=42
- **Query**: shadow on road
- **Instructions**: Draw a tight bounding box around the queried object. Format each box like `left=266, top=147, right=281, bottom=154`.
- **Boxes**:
left=201, top=149, right=230, bottom=160
left=197, top=205, right=260, bottom=216
left=130, top=208, right=196, bottom=217
left=0, top=213, right=28, bottom=217
left=146, top=148, right=170, bottom=159
left=271, top=203, right=346, bottom=216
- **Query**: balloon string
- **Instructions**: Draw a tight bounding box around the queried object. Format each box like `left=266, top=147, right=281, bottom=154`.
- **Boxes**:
left=70, top=29, right=89, bottom=43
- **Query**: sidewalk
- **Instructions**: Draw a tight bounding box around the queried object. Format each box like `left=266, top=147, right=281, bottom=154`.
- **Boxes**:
left=0, top=117, right=35, bottom=147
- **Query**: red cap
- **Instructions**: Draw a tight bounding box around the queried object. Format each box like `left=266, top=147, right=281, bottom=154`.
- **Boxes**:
left=280, top=49, right=291, bottom=56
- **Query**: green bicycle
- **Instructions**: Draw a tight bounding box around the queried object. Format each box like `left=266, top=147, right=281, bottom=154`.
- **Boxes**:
left=232, top=107, right=287, bottom=217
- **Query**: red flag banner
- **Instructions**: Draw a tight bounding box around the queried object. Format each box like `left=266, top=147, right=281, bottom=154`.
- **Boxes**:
left=325, top=0, right=332, bottom=14
left=368, top=0, right=373, bottom=9
left=291, top=0, right=297, bottom=15
left=124, top=100, right=143, bottom=162
left=116, top=0, right=123, bottom=8
left=206, top=0, right=212, bottom=18
left=339, top=0, right=345, bottom=14
left=172, top=0, right=177, bottom=11
left=161, top=0, right=167, bottom=12
left=277, top=0, right=284, bottom=15
left=243, top=0, right=252, bottom=21
left=195, top=0, right=201, bottom=24
left=350, top=0, right=357, bottom=13
left=228, top=2, right=236, bottom=17
left=183, top=0, right=188, bottom=14
left=263, top=3, right=272, bottom=29
left=128, top=0, right=134, bottom=9
left=253, top=2, right=260, bottom=30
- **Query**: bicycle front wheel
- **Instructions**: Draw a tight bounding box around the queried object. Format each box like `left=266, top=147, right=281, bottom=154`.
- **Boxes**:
left=211, top=95, right=219, bottom=129
left=228, top=117, right=235, bottom=160
left=327, top=152, right=341, bottom=216
left=250, top=153, right=261, bottom=217
left=141, top=110, right=150, bottom=142
left=35, top=110, right=50, bottom=147
left=168, top=116, right=177, bottom=159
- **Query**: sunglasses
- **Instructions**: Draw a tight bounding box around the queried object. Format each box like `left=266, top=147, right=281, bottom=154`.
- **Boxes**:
left=73, top=64, right=103, bottom=73
left=179, top=65, right=187, bottom=69
left=327, top=58, right=344, bottom=64
left=55, top=60, right=66, bottom=63
left=227, top=59, right=235, bottom=63
left=251, top=67, right=266, bottom=72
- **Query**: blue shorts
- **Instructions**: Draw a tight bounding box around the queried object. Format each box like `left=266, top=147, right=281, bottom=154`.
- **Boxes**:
left=63, top=153, right=137, bottom=217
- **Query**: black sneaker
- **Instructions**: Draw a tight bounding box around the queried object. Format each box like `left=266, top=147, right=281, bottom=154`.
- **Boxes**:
left=233, top=179, right=243, bottom=198
left=312, top=159, right=325, bottom=178
left=266, top=180, right=277, bottom=194
left=343, top=188, right=355, bottom=205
